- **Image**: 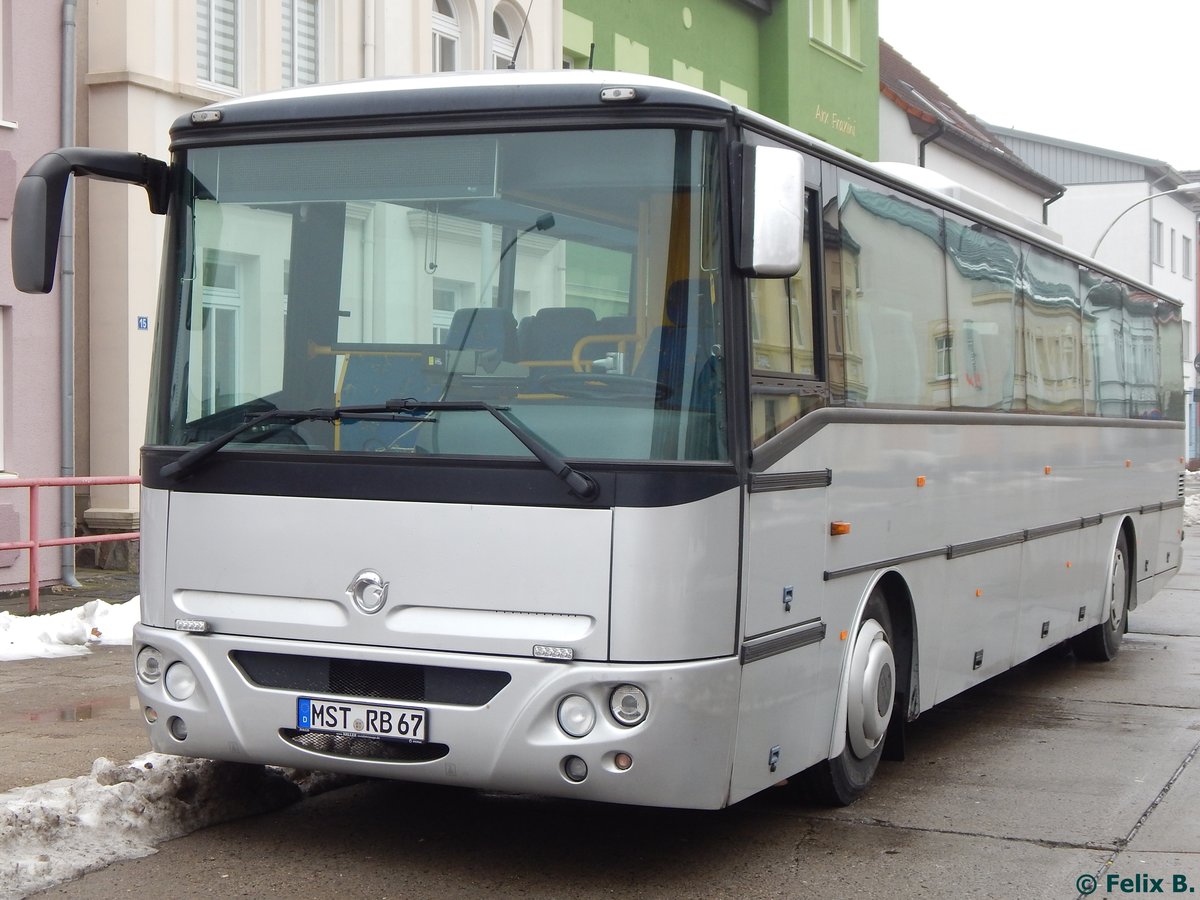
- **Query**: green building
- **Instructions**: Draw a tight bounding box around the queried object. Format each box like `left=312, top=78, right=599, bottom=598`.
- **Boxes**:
left=562, top=0, right=879, bottom=159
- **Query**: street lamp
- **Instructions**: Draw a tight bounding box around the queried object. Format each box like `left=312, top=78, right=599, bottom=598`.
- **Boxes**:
left=1091, top=182, right=1200, bottom=258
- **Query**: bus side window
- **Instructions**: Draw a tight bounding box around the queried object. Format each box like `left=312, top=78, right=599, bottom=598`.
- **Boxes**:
left=749, top=189, right=823, bottom=446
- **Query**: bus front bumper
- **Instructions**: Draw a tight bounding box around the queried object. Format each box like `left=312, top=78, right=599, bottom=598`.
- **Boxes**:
left=132, top=625, right=743, bottom=810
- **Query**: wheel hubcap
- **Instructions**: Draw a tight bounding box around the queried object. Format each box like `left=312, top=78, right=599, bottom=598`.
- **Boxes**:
left=847, top=618, right=895, bottom=759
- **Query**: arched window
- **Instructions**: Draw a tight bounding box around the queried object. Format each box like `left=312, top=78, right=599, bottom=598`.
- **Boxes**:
left=491, top=8, right=516, bottom=69
left=433, top=0, right=459, bottom=72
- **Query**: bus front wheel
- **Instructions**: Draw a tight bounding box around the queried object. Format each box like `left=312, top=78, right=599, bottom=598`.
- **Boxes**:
left=803, top=590, right=896, bottom=806
left=1072, top=532, right=1131, bottom=662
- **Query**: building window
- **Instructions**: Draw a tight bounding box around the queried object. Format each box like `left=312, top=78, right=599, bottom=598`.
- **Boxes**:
left=492, top=7, right=517, bottom=70
left=433, top=0, right=459, bottom=72
left=283, top=0, right=319, bottom=87
left=1152, top=218, right=1164, bottom=266
left=1171, top=227, right=1178, bottom=273
left=1184, top=235, right=1193, bottom=279
left=810, top=0, right=861, bottom=61
left=198, top=0, right=240, bottom=90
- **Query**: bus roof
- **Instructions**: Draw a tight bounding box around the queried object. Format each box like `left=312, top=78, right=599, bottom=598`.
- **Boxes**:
left=171, top=70, right=734, bottom=136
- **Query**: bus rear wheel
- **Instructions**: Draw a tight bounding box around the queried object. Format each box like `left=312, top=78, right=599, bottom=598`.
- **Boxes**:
left=1072, top=532, right=1131, bottom=662
left=803, top=591, right=896, bottom=806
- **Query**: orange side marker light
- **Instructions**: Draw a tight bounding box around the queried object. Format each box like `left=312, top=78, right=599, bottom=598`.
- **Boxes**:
left=916, top=475, right=926, bottom=487
left=830, top=521, right=851, bottom=536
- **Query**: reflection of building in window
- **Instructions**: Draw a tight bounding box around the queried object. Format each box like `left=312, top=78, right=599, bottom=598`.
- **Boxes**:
left=431, top=279, right=469, bottom=343
left=1152, top=219, right=1164, bottom=266
left=283, top=0, right=319, bottom=87
left=198, top=0, right=240, bottom=90
left=433, top=0, right=460, bottom=72
left=934, top=331, right=953, bottom=379
left=200, top=252, right=242, bottom=416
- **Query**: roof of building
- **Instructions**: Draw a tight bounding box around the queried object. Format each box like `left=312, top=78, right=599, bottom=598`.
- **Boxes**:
left=879, top=39, right=1062, bottom=198
left=989, top=126, right=1200, bottom=215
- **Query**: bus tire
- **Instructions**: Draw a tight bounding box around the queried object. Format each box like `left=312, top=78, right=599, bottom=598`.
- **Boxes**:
left=803, top=590, right=896, bottom=806
left=1072, top=531, right=1131, bottom=662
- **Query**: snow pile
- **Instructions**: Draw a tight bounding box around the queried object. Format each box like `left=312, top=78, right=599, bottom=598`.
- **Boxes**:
left=1186, top=471, right=1200, bottom=528
left=1187, top=491, right=1200, bottom=528
left=0, top=753, right=355, bottom=899
left=0, top=598, right=138, bottom=661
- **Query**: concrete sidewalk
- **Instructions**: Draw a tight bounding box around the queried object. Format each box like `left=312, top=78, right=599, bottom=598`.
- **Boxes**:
left=0, top=569, right=143, bottom=791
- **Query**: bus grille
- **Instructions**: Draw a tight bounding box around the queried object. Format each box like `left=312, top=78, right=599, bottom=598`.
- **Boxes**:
left=281, top=729, right=450, bottom=762
left=232, top=651, right=511, bottom=706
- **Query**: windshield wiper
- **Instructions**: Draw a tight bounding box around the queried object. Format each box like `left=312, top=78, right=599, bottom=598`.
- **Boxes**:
left=159, top=399, right=599, bottom=501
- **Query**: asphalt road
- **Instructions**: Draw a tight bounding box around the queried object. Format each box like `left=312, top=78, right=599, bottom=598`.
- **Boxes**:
left=25, top=547, right=1200, bottom=899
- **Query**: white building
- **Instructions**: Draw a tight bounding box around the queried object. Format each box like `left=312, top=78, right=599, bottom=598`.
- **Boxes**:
left=73, top=0, right=561, bottom=548
left=877, top=40, right=1062, bottom=226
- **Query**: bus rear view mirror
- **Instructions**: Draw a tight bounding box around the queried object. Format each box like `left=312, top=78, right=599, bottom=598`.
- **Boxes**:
left=735, top=144, right=803, bottom=278
left=12, top=148, right=169, bottom=294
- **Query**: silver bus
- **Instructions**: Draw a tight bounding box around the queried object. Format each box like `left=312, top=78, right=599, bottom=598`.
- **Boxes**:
left=13, top=71, right=1184, bottom=809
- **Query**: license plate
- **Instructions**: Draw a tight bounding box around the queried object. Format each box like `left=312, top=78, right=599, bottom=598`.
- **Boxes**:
left=297, top=697, right=428, bottom=743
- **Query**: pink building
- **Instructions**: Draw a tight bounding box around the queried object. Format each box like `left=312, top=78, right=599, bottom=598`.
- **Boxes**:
left=0, top=3, right=67, bottom=589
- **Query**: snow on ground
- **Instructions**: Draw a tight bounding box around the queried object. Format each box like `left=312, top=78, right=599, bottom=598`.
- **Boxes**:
left=0, top=597, right=139, bottom=661
left=1, top=599, right=358, bottom=898
left=0, top=755, right=354, bottom=899
left=1186, top=471, right=1200, bottom=528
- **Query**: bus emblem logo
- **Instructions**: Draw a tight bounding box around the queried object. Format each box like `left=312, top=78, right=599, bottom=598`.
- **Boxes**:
left=346, top=569, right=390, bottom=614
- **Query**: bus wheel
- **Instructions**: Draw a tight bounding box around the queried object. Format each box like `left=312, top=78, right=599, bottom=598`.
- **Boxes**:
left=803, top=591, right=896, bottom=806
left=1072, top=532, right=1131, bottom=662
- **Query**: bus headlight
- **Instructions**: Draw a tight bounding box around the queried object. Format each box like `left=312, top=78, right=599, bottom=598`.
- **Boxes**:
left=556, top=694, right=596, bottom=737
left=609, top=684, right=648, bottom=727
left=164, top=662, right=197, bottom=701
left=136, top=646, right=164, bottom=684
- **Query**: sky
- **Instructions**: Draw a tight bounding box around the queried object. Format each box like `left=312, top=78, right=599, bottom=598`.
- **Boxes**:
left=879, top=0, right=1200, bottom=171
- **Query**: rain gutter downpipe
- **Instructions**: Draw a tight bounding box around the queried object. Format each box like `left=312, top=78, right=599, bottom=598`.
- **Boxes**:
left=59, top=0, right=81, bottom=587
left=918, top=119, right=944, bottom=168
left=1042, top=187, right=1065, bottom=226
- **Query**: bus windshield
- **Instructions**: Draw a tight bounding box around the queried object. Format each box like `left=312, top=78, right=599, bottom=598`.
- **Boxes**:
left=151, top=127, right=728, bottom=464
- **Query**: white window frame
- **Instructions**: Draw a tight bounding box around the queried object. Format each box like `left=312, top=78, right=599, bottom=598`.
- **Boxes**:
left=433, top=0, right=460, bottom=73
left=809, top=0, right=861, bottom=62
left=491, top=5, right=519, bottom=70
left=197, top=0, right=241, bottom=92
left=1183, top=235, right=1193, bottom=280
left=1152, top=218, right=1164, bottom=267
left=200, top=252, right=243, bottom=416
left=282, top=0, right=320, bottom=87
left=934, top=331, right=954, bottom=380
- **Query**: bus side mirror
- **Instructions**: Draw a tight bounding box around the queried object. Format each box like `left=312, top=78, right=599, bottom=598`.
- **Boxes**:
left=12, top=148, right=169, bottom=293
left=735, top=144, right=803, bottom=278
